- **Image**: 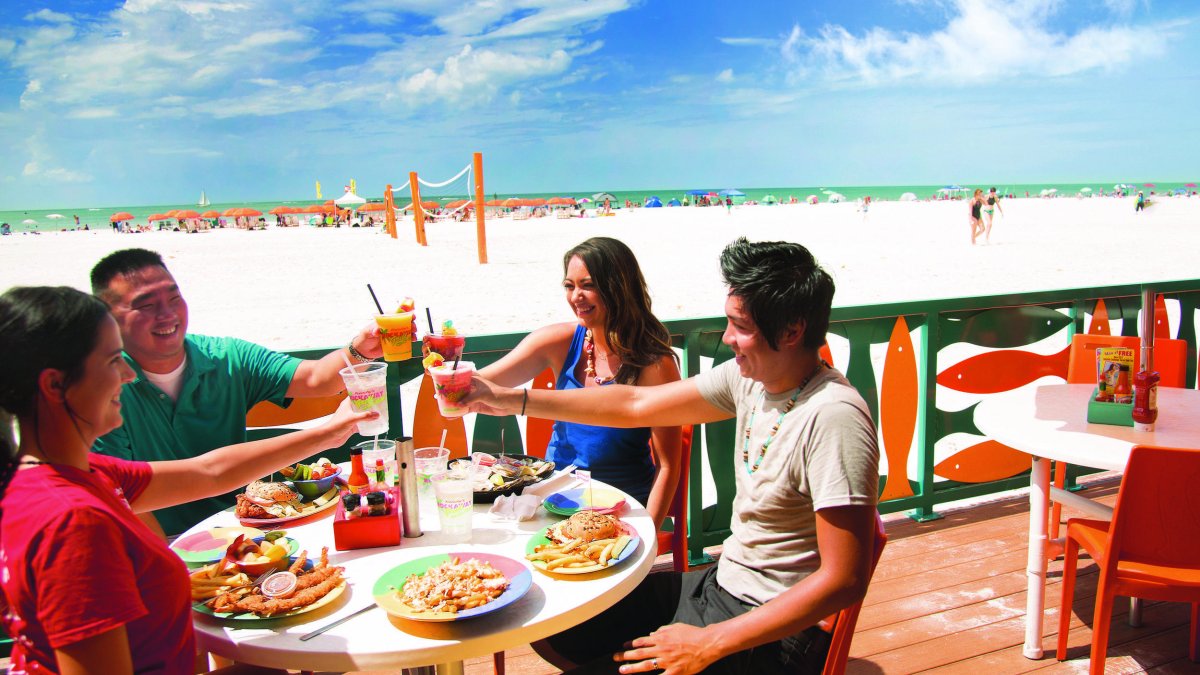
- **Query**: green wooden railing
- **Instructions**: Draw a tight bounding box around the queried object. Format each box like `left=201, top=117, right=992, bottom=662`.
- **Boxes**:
left=264, top=279, right=1200, bottom=568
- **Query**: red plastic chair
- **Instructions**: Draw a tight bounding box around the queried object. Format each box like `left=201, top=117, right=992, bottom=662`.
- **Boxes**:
left=820, top=514, right=887, bottom=675
left=1056, top=445, right=1200, bottom=673
left=656, top=425, right=694, bottom=572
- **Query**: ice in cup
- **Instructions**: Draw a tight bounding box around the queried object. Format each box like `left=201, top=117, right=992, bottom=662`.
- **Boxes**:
left=429, top=361, right=475, bottom=418
left=413, top=446, right=450, bottom=504
left=431, top=472, right=473, bottom=543
left=338, top=362, right=390, bottom=436
left=375, top=312, right=415, bottom=362
left=356, top=439, right=398, bottom=486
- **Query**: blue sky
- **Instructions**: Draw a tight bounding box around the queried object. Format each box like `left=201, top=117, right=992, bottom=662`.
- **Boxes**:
left=0, top=0, right=1196, bottom=209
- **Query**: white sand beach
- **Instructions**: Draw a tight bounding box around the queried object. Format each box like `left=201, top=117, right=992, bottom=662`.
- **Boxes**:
left=3, top=196, right=1197, bottom=351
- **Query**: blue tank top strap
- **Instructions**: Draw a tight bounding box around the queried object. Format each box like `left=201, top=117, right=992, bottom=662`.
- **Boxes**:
left=556, top=325, right=587, bottom=390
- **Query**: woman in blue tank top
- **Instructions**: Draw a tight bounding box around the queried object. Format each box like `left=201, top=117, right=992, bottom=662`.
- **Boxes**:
left=479, top=238, right=682, bottom=527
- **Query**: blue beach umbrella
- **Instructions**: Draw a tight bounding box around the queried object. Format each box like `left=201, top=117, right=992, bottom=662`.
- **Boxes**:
left=667, top=199, right=681, bottom=207
left=644, top=196, right=663, bottom=208
left=718, top=189, right=745, bottom=197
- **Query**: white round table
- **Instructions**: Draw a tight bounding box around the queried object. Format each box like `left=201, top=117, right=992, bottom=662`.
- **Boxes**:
left=974, top=383, right=1200, bottom=659
left=187, top=477, right=657, bottom=672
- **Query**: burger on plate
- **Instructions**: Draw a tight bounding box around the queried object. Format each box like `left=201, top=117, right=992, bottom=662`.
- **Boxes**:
left=235, top=481, right=302, bottom=519
left=550, top=511, right=621, bottom=544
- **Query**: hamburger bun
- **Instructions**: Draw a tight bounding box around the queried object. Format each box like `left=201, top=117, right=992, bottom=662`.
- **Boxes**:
left=235, top=481, right=301, bottom=519
left=554, top=511, right=620, bottom=544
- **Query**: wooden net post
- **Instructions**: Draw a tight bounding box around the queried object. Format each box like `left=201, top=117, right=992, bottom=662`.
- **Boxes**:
left=473, top=152, right=488, bottom=264
left=384, top=184, right=397, bottom=239
left=409, top=171, right=427, bottom=246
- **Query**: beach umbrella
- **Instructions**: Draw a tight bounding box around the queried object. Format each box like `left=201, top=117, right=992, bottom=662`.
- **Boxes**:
left=1144, top=183, right=1156, bottom=188
left=445, top=200, right=470, bottom=209
left=268, top=206, right=294, bottom=215
left=592, top=192, right=617, bottom=203
left=21, top=219, right=36, bottom=224
left=224, top=207, right=262, bottom=217
left=174, top=210, right=201, bottom=219
left=46, top=213, right=65, bottom=221
left=684, top=189, right=710, bottom=196
left=644, top=196, right=663, bottom=208
left=503, top=198, right=523, bottom=208
left=201, top=210, right=221, bottom=218
left=578, top=198, right=591, bottom=204
left=358, top=202, right=387, bottom=212
left=1080, top=187, right=1092, bottom=192
left=667, top=199, right=681, bottom=206
left=300, top=205, right=326, bottom=214
left=806, top=195, right=819, bottom=204
left=484, top=199, right=506, bottom=207
left=762, top=194, right=778, bottom=204
left=827, top=193, right=845, bottom=203
left=1186, top=183, right=1197, bottom=188
left=527, top=198, right=547, bottom=207
left=403, top=201, right=441, bottom=211
left=110, top=212, right=133, bottom=222
left=718, top=189, right=745, bottom=197
left=147, top=214, right=171, bottom=222
left=899, top=192, right=917, bottom=201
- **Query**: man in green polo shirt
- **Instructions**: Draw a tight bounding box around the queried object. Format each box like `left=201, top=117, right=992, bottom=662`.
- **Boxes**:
left=90, top=248, right=385, bottom=536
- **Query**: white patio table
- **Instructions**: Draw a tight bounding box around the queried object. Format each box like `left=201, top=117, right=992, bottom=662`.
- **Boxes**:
left=186, top=476, right=656, bottom=674
left=974, top=383, right=1200, bottom=659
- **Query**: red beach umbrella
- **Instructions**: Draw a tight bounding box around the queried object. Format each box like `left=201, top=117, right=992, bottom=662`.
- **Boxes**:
left=503, top=198, right=522, bottom=208
left=527, top=198, right=547, bottom=207
left=1143, top=183, right=1156, bottom=188
left=147, top=214, right=170, bottom=222
left=268, top=206, right=293, bottom=215
left=300, top=205, right=326, bottom=214
left=224, top=207, right=262, bottom=217
left=359, top=202, right=387, bottom=212
left=444, top=200, right=469, bottom=209
left=485, top=199, right=506, bottom=207
left=201, top=210, right=220, bottom=218
left=174, top=210, right=201, bottom=219
left=110, top=212, right=133, bottom=222
left=163, top=210, right=179, bottom=218
left=1186, top=183, right=1197, bottom=188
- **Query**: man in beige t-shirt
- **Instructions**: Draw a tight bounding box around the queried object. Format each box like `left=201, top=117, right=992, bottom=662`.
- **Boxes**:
left=466, top=238, right=880, bottom=675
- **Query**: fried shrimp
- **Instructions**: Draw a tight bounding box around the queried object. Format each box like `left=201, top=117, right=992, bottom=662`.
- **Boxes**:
left=205, top=546, right=345, bottom=618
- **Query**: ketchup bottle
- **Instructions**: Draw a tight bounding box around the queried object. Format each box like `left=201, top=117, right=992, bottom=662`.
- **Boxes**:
left=347, top=447, right=371, bottom=494
left=1132, top=370, right=1160, bottom=431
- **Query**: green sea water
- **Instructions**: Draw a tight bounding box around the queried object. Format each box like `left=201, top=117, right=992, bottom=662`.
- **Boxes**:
left=1, top=181, right=1190, bottom=233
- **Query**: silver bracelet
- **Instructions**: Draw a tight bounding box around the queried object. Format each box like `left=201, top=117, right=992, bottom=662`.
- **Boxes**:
left=346, top=341, right=376, bottom=363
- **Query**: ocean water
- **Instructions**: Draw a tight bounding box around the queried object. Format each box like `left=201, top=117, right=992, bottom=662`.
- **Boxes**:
left=1, top=181, right=1190, bottom=234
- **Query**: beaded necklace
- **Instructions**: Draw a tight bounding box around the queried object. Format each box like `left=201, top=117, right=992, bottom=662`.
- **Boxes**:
left=583, top=329, right=617, bottom=385
left=741, top=361, right=826, bottom=474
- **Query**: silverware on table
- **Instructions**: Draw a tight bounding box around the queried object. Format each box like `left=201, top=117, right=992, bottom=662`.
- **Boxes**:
left=299, top=604, right=378, bottom=641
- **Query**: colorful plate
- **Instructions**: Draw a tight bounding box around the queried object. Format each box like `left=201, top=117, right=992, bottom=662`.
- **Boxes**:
left=193, top=561, right=347, bottom=621
left=525, top=520, right=640, bottom=575
left=372, top=552, right=532, bottom=622
left=543, top=488, right=626, bottom=516
left=235, top=486, right=340, bottom=526
left=171, top=526, right=264, bottom=565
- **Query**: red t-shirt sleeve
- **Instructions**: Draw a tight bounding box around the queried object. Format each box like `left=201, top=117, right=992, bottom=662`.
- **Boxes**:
left=33, top=509, right=149, bottom=649
left=87, top=452, right=153, bottom=504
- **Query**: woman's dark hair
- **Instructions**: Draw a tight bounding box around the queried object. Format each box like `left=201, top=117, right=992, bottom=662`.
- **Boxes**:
left=563, top=237, right=676, bottom=384
left=0, top=287, right=112, bottom=490
left=719, top=238, right=834, bottom=351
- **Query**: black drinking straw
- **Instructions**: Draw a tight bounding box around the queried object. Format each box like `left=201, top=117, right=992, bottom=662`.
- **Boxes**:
left=426, top=308, right=434, bottom=333
left=452, top=355, right=461, bottom=371
left=366, top=284, right=384, bottom=314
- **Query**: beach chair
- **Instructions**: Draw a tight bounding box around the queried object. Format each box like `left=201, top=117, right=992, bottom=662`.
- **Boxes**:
left=555, top=209, right=572, bottom=219
left=1056, top=445, right=1200, bottom=673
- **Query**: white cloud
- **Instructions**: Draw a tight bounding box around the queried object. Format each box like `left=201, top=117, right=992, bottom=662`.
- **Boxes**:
left=399, top=44, right=572, bottom=103
left=68, top=108, right=118, bottom=119
left=23, top=161, right=92, bottom=183
left=716, top=69, right=734, bottom=83
left=0, top=37, right=14, bottom=57
left=719, top=37, right=777, bottom=48
left=783, top=0, right=1170, bottom=86
left=24, top=9, right=72, bottom=23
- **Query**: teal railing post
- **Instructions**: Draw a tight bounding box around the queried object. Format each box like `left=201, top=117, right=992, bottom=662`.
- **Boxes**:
left=908, top=310, right=942, bottom=522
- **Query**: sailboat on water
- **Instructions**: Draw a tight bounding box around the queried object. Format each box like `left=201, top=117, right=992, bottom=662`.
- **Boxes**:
left=198, top=190, right=210, bottom=207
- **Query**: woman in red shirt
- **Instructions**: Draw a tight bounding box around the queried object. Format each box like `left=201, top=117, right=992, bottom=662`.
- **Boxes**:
left=0, top=286, right=375, bottom=674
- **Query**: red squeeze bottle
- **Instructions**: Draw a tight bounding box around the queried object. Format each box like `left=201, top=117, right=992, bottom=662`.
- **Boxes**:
left=1132, top=370, right=1160, bottom=431
left=348, top=447, right=371, bottom=495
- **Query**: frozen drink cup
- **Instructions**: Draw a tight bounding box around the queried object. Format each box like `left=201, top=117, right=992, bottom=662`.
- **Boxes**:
left=423, top=333, right=466, bottom=371
left=376, top=312, right=415, bottom=361
left=338, top=362, right=390, bottom=436
left=431, top=472, right=473, bottom=543
left=429, top=361, right=474, bottom=418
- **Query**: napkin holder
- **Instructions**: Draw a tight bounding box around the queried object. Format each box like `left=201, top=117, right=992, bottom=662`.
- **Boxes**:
left=333, top=486, right=402, bottom=551
left=1086, top=387, right=1133, bottom=427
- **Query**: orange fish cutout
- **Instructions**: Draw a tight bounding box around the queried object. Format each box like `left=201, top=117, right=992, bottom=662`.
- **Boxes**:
left=1155, top=294, right=1171, bottom=338
left=880, top=317, right=917, bottom=500
left=412, top=373, right=468, bottom=458
left=937, top=345, right=1070, bottom=394
left=1087, top=299, right=1111, bottom=335
left=934, top=440, right=1031, bottom=483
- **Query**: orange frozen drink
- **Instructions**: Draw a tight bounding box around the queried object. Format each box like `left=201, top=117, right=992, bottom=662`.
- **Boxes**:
left=376, top=312, right=414, bottom=361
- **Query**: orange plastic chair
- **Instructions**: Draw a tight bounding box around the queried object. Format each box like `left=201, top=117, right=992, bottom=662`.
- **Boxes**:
left=246, top=393, right=346, bottom=428
left=1055, top=445, right=1200, bottom=673
left=655, top=426, right=694, bottom=572
left=820, top=513, right=887, bottom=675
left=1051, top=334, right=1188, bottom=539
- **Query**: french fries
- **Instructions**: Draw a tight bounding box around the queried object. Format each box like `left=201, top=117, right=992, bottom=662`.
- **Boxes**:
left=189, top=562, right=252, bottom=602
left=528, top=533, right=631, bottom=570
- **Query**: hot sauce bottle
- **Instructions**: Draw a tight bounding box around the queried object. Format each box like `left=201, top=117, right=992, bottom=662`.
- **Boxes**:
left=1112, top=364, right=1133, bottom=404
left=1132, top=370, right=1160, bottom=431
left=348, top=447, right=371, bottom=494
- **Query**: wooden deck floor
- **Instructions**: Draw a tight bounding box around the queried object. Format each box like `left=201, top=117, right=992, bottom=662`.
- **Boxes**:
left=455, top=474, right=1197, bottom=675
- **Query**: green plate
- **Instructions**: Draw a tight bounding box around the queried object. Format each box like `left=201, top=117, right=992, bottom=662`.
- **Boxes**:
left=372, top=552, right=532, bottom=622
left=525, top=520, right=639, bottom=575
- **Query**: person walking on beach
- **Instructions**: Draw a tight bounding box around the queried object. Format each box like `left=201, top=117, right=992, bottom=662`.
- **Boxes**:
left=725, top=196, right=732, bottom=213
left=88, top=248, right=387, bottom=537
left=982, top=188, right=1003, bottom=243
left=1135, top=191, right=1146, bottom=212
left=464, top=238, right=879, bottom=675
left=969, top=189, right=985, bottom=245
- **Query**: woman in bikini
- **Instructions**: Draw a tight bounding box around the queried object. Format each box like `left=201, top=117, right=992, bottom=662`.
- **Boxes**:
left=982, top=187, right=1004, bottom=243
